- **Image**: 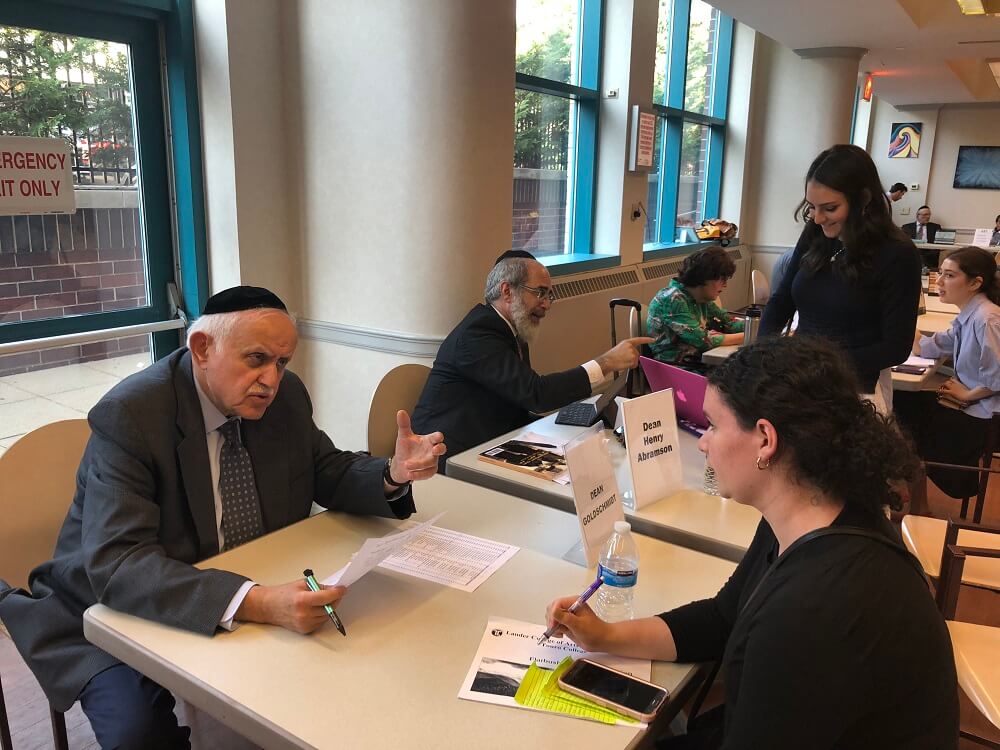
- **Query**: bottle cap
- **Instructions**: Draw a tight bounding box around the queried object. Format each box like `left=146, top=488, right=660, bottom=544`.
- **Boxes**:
left=614, top=520, right=631, bottom=533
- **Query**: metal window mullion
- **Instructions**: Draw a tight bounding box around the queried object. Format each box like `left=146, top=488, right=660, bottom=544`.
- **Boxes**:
left=703, top=124, right=725, bottom=219
left=653, top=103, right=723, bottom=127
left=667, top=0, right=691, bottom=111
left=659, top=116, right=683, bottom=244
left=568, top=0, right=602, bottom=254
left=515, top=72, right=597, bottom=101
left=578, top=0, right=601, bottom=90
left=711, top=13, right=734, bottom=120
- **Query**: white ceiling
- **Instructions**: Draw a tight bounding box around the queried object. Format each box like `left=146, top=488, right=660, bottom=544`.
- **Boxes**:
left=708, top=0, right=1000, bottom=106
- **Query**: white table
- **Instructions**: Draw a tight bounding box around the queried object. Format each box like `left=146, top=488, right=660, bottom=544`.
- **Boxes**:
left=446, top=414, right=760, bottom=562
left=84, top=475, right=737, bottom=750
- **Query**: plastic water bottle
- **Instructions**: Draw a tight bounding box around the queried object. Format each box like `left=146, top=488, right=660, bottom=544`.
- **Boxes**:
left=703, top=461, right=720, bottom=496
left=921, top=265, right=930, bottom=294
left=595, top=521, right=638, bottom=622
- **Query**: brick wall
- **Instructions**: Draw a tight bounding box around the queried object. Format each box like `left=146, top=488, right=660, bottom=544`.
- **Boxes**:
left=0, top=200, right=151, bottom=377
left=512, top=168, right=567, bottom=257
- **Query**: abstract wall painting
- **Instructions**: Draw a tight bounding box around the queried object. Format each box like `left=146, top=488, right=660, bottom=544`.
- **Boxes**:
left=888, top=122, right=921, bottom=158
left=953, top=146, right=1000, bottom=190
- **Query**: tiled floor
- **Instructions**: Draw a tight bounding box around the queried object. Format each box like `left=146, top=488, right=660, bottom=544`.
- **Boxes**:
left=0, top=354, right=151, bottom=458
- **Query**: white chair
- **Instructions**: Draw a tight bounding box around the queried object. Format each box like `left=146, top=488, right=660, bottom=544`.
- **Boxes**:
left=0, top=419, right=91, bottom=750
left=750, top=269, right=770, bottom=305
left=901, top=515, right=1000, bottom=591
left=366, top=364, right=432, bottom=458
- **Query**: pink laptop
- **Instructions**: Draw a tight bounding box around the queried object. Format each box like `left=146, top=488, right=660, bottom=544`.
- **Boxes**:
left=639, top=356, right=709, bottom=432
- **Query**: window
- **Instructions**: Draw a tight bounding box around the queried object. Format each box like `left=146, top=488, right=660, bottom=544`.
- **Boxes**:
left=0, top=1, right=207, bottom=362
left=646, top=0, right=733, bottom=248
left=513, top=0, right=601, bottom=261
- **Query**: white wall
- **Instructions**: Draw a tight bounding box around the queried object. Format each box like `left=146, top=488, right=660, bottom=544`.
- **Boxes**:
left=593, top=0, right=658, bottom=264
left=192, top=0, right=296, bottom=302
left=282, top=0, right=515, bottom=447
left=866, top=97, right=939, bottom=226
left=926, top=104, right=1000, bottom=230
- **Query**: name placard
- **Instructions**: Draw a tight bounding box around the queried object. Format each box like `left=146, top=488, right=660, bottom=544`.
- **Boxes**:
left=564, top=426, right=625, bottom=567
left=972, top=227, right=995, bottom=248
left=0, top=136, right=75, bottom=215
left=622, top=389, right=683, bottom=509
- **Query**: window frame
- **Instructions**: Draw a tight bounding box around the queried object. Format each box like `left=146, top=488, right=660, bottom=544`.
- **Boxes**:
left=513, top=0, right=603, bottom=266
left=646, top=0, right=734, bottom=253
left=0, top=0, right=208, bottom=359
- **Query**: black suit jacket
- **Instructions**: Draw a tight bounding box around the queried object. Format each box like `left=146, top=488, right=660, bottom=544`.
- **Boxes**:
left=0, top=348, right=413, bottom=710
left=412, top=304, right=592, bottom=469
left=901, top=221, right=941, bottom=244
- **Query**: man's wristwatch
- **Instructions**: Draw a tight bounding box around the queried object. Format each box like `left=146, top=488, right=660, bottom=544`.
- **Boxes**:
left=383, top=457, right=411, bottom=489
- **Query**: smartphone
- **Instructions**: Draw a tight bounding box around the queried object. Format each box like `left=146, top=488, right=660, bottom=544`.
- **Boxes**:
left=891, top=364, right=927, bottom=375
left=558, top=658, right=669, bottom=722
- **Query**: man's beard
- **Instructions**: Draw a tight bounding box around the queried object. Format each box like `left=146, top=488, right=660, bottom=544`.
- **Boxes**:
left=510, top=294, right=540, bottom=345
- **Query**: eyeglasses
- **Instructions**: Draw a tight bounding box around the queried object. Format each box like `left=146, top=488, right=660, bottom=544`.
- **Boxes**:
left=519, top=284, right=557, bottom=303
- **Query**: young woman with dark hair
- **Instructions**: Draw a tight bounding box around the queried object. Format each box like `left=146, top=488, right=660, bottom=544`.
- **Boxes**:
left=646, top=246, right=745, bottom=369
left=759, top=144, right=922, bottom=412
left=896, top=246, right=1000, bottom=511
left=545, top=336, right=958, bottom=750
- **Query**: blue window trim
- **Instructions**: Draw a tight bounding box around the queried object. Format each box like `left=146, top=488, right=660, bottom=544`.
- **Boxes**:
left=514, top=0, right=602, bottom=260
left=646, top=0, right=734, bottom=252
left=0, top=0, right=208, bottom=355
left=541, top=253, right=620, bottom=276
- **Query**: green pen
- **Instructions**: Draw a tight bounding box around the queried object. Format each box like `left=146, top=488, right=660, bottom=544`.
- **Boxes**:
left=303, top=568, right=346, bottom=636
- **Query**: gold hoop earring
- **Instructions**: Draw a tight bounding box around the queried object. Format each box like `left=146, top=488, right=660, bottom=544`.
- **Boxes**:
left=756, top=456, right=771, bottom=470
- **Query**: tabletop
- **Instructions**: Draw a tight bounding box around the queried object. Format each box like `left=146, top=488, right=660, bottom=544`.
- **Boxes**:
left=446, top=413, right=760, bottom=562
left=84, top=475, right=738, bottom=750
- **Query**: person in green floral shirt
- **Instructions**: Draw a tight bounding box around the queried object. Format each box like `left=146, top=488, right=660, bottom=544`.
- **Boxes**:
left=646, top=246, right=745, bottom=369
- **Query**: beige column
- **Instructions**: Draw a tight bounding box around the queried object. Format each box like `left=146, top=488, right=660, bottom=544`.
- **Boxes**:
left=741, top=40, right=865, bottom=250
left=280, top=0, right=516, bottom=445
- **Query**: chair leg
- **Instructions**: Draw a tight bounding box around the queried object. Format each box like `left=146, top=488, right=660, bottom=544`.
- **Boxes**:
left=961, top=497, right=970, bottom=519
left=50, top=706, right=68, bottom=750
left=0, top=673, right=12, bottom=750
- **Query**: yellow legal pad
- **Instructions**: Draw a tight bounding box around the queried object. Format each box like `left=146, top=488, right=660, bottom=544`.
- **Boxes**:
left=513, top=657, right=639, bottom=725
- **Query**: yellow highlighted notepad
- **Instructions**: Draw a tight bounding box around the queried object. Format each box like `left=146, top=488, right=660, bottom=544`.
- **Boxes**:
left=514, top=657, right=639, bottom=725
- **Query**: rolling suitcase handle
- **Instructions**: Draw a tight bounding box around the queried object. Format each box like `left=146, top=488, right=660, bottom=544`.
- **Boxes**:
left=609, top=298, right=643, bottom=397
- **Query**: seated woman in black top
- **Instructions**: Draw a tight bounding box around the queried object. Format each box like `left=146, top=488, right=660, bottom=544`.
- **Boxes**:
left=759, top=144, right=921, bottom=412
left=545, top=336, right=958, bottom=750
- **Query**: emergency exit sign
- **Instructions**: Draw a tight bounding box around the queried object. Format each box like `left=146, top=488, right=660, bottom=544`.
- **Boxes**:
left=0, top=136, right=76, bottom=215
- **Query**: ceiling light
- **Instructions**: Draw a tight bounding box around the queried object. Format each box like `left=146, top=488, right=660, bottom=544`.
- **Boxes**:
left=956, top=0, right=1000, bottom=14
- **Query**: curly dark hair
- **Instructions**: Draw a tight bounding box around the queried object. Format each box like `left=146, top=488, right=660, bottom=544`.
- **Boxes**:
left=676, top=246, right=737, bottom=288
left=945, top=245, right=1000, bottom=306
left=795, top=144, right=909, bottom=285
left=707, top=336, right=920, bottom=513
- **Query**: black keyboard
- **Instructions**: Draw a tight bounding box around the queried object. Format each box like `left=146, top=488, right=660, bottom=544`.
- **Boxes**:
left=554, top=402, right=599, bottom=427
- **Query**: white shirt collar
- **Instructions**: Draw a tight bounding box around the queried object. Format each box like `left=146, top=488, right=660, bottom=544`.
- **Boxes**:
left=191, top=360, right=230, bottom=435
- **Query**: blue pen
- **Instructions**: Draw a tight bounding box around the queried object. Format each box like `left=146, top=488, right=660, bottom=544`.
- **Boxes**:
left=303, top=568, right=346, bottom=636
left=538, top=576, right=603, bottom=644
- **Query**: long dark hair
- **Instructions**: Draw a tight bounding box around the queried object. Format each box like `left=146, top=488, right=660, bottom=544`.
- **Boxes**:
left=795, top=144, right=910, bottom=284
left=946, top=246, right=1000, bottom=305
left=707, top=336, right=919, bottom=513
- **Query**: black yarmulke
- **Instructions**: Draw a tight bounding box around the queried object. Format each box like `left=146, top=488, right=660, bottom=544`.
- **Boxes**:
left=202, top=286, right=287, bottom=316
left=493, top=249, right=537, bottom=266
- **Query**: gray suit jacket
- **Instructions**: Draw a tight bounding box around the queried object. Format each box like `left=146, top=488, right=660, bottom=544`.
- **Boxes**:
left=0, top=348, right=413, bottom=710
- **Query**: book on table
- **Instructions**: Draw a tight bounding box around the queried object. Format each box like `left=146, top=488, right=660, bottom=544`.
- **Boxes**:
left=478, top=439, right=567, bottom=481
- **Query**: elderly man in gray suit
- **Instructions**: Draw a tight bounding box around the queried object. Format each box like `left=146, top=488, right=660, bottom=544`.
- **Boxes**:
left=0, top=286, right=445, bottom=749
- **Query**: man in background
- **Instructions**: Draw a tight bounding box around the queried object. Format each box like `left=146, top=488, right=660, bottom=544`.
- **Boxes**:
left=412, top=250, right=650, bottom=469
left=903, top=205, right=941, bottom=244
left=903, top=205, right=943, bottom=268
left=886, top=182, right=908, bottom=203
